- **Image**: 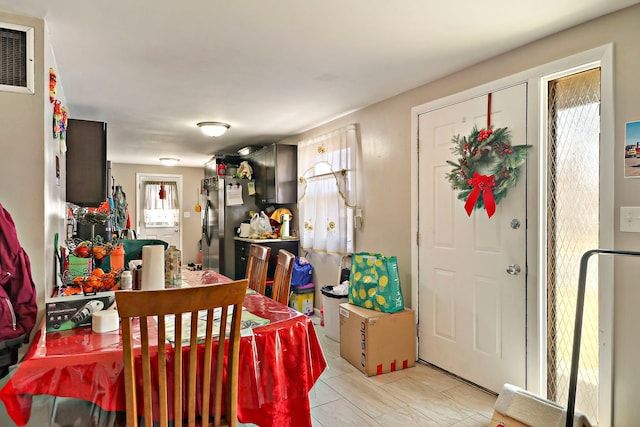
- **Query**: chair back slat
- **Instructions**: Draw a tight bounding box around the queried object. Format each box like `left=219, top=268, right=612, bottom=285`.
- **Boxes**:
left=157, top=315, right=168, bottom=426
left=245, top=244, right=271, bottom=294
left=116, top=279, right=248, bottom=427
left=271, top=250, right=295, bottom=306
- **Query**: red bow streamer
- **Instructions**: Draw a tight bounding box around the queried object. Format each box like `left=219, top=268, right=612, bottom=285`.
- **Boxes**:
left=464, top=172, right=497, bottom=218
left=487, top=92, right=492, bottom=129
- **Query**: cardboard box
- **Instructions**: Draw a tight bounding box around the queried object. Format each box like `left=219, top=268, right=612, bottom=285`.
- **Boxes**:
left=339, top=303, right=415, bottom=376
left=45, top=292, right=116, bottom=332
left=489, top=411, right=529, bottom=427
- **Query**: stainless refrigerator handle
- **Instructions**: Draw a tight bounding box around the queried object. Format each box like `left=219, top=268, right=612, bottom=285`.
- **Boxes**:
left=203, top=200, right=212, bottom=247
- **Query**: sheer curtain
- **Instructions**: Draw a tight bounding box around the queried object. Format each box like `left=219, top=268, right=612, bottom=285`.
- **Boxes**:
left=143, top=181, right=180, bottom=227
left=297, top=124, right=358, bottom=255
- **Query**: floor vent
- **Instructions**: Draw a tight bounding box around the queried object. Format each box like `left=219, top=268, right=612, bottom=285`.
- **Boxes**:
left=0, top=23, right=34, bottom=94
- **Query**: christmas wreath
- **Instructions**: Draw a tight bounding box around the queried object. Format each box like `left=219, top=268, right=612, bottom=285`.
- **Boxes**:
left=446, top=126, right=530, bottom=218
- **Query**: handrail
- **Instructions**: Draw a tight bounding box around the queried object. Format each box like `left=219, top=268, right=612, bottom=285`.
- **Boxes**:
left=566, top=249, right=640, bottom=426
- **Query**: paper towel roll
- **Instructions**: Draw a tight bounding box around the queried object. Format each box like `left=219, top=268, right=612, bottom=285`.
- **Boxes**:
left=141, top=245, right=165, bottom=290
left=92, top=310, right=120, bottom=333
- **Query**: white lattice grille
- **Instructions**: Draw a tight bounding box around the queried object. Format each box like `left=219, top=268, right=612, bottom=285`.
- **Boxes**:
left=547, top=68, right=600, bottom=423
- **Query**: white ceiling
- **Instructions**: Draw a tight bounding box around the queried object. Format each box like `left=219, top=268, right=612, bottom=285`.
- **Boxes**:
left=1, top=1, right=638, bottom=167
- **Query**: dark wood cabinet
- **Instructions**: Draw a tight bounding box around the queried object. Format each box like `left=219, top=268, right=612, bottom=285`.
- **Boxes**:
left=248, top=144, right=297, bottom=204
left=66, top=119, right=107, bottom=207
left=234, top=239, right=299, bottom=280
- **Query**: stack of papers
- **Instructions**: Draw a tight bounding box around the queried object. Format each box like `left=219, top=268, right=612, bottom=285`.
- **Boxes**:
left=163, top=307, right=269, bottom=346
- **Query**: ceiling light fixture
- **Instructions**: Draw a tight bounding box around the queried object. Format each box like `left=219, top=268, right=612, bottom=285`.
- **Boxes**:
left=159, top=157, right=180, bottom=166
left=237, top=146, right=255, bottom=156
left=197, top=121, right=230, bottom=137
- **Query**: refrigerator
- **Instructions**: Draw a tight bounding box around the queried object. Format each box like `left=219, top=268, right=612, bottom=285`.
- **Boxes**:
left=201, top=176, right=258, bottom=278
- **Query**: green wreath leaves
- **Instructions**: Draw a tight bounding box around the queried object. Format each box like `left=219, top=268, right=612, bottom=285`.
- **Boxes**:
left=445, top=126, right=531, bottom=210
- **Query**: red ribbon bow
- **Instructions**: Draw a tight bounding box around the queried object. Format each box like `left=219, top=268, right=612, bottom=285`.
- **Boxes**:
left=464, top=172, right=497, bottom=218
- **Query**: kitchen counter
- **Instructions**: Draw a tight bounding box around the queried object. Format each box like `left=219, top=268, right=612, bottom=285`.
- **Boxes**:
left=234, top=237, right=299, bottom=243
left=234, top=238, right=299, bottom=279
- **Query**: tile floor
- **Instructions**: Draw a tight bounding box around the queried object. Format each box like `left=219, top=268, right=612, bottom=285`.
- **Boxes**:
left=242, top=312, right=498, bottom=427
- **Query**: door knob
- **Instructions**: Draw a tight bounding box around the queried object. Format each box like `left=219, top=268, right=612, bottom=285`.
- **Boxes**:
left=506, top=264, right=521, bottom=275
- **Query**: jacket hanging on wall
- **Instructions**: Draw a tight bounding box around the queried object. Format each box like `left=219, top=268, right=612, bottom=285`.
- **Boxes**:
left=0, top=202, right=38, bottom=378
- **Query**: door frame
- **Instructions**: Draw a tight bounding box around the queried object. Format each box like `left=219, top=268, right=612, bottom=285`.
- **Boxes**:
left=410, top=44, right=613, bottom=423
left=135, top=172, right=184, bottom=251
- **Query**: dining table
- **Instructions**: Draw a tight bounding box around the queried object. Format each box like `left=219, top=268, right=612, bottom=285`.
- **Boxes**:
left=0, top=270, right=327, bottom=427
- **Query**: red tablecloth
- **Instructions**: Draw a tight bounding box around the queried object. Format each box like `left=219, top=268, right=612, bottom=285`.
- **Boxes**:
left=0, top=289, right=326, bottom=427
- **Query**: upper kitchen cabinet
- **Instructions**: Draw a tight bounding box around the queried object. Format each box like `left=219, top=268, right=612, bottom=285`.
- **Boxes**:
left=250, top=144, right=297, bottom=204
left=66, top=119, right=108, bottom=207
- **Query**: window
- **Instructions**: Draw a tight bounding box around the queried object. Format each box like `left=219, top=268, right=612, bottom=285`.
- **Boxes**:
left=143, top=181, right=180, bottom=227
left=297, top=124, right=358, bottom=255
left=546, top=67, right=601, bottom=423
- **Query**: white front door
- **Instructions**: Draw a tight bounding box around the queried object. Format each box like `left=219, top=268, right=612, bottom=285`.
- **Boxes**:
left=136, top=173, right=182, bottom=249
left=417, top=83, right=528, bottom=392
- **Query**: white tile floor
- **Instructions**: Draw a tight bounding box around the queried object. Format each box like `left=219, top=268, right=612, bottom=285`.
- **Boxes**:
left=241, top=312, right=498, bottom=427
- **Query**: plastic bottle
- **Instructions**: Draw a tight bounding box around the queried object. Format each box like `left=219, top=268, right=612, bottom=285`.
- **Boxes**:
left=120, top=270, right=132, bottom=290
left=110, top=244, right=125, bottom=271
left=281, top=214, right=290, bottom=238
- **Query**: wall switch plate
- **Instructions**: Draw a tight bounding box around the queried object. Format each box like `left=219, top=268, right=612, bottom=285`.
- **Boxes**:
left=354, top=209, right=363, bottom=229
left=620, top=207, right=640, bottom=232
left=183, top=211, right=190, bottom=218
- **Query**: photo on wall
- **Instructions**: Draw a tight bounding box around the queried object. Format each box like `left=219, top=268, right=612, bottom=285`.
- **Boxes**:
left=624, top=120, right=640, bottom=178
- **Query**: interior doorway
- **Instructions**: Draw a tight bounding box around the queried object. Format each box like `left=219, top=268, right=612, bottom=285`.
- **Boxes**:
left=136, top=173, right=183, bottom=250
left=412, top=44, right=614, bottom=426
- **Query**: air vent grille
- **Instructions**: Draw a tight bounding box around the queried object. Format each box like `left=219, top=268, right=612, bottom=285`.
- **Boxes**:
left=0, top=23, right=33, bottom=94
left=0, top=27, right=27, bottom=87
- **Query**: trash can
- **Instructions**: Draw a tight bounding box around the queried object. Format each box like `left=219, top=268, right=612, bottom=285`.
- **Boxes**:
left=289, top=283, right=315, bottom=316
left=321, top=285, right=349, bottom=342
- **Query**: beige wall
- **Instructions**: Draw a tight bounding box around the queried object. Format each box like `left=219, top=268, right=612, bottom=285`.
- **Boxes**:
left=110, top=163, right=204, bottom=265
left=3, top=3, right=640, bottom=424
left=282, top=4, right=640, bottom=424
left=0, top=11, right=66, bottom=316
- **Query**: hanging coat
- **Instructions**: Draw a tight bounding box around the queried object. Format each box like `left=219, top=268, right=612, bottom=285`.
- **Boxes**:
left=0, top=202, right=38, bottom=376
left=113, top=186, right=128, bottom=231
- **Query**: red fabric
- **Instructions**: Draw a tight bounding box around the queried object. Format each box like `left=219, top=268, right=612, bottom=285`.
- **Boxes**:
left=0, top=203, right=38, bottom=343
left=0, top=291, right=326, bottom=427
left=487, top=92, right=492, bottom=128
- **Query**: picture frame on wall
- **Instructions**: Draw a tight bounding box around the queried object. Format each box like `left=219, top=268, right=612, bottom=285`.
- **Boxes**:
left=624, top=120, right=640, bottom=178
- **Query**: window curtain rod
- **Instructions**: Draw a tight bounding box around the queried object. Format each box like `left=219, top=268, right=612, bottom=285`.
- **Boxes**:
left=301, top=168, right=351, bottom=182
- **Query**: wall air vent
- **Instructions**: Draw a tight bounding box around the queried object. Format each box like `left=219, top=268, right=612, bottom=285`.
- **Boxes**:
left=0, top=23, right=34, bottom=94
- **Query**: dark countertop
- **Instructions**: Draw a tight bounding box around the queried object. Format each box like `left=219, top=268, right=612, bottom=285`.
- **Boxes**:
left=234, top=237, right=299, bottom=243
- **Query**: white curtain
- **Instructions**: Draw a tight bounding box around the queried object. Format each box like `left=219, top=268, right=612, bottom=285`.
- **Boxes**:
left=298, top=124, right=358, bottom=255
left=143, top=181, right=180, bottom=227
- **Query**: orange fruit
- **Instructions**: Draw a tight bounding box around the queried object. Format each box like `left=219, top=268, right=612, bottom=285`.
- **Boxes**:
left=91, top=247, right=107, bottom=259
left=92, top=268, right=105, bottom=277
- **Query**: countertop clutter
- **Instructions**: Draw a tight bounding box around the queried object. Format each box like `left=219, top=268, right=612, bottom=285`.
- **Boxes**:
left=234, top=237, right=299, bottom=243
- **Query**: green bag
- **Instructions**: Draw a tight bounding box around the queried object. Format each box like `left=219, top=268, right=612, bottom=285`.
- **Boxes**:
left=348, top=252, right=404, bottom=313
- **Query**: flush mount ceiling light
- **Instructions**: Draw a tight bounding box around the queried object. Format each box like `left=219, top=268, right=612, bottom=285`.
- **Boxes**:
left=237, top=146, right=255, bottom=156
left=159, top=157, right=180, bottom=166
left=197, top=121, right=230, bottom=137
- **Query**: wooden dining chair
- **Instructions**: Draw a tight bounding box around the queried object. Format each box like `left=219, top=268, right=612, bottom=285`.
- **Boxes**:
left=270, top=249, right=295, bottom=306
left=115, top=279, right=248, bottom=427
left=244, top=244, right=271, bottom=294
